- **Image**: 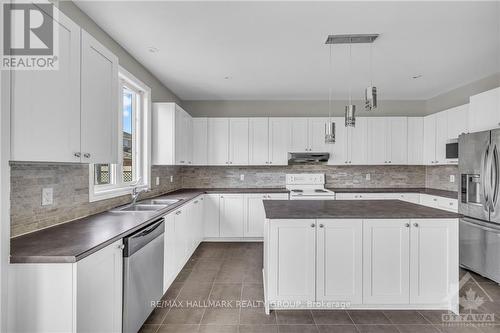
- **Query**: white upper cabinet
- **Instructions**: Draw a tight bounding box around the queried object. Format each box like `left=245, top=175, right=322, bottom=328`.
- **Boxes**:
left=268, top=118, right=291, bottom=165
left=290, top=118, right=309, bottom=152
left=80, top=30, right=119, bottom=164
left=152, top=103, right=193, bottom=165
left=367, top=117, right=407, bottom=165
left=435, top=111, right=448, bottom=164
left=207, top=118, right=230, bottom=165
left=308, top=118, right=332, bottom=152
left=249, top=118, right=269, bottom=165
left=229, top=118, right=249, bottom=165
left=192, top=118, right=208, bottom=165
left=407, top=118, right=424, bottom=165
left=347, top=117, right=368, bottom=165
left=468, top=87, right=500, bottom=133
left=447, top=104, right=469, bottom=139
left=423, top=114, right=438, bottom=165
left=328, top=117, right=347, bottom=165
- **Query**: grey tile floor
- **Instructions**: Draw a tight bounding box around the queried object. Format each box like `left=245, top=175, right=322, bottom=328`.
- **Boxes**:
left=140, top=242, right=500, bottom=333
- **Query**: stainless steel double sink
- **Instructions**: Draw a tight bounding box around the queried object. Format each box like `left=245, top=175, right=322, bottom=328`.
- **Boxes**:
left=112, top=199, right=181, bottom=213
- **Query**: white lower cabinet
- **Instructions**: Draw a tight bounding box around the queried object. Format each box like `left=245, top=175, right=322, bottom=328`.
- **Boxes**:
left=220, top=194, right=246, bottom=237
left=316, top=219, right=363, bottom=304
left=9, top=240, right=123, bottom=333
left=245, top=193, right=289, bottom=237
left=363, top=219, right=411, bottom=304
left=410, top=219, right=458, bottom=304
left=267, top=219, right=316, bottom=302
left=204, top=194, right=221, bottom=237
left=264, top=218, right=458, bottom=311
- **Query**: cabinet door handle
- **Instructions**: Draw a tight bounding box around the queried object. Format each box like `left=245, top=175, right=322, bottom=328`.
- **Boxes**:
left=194, top=200, right=198, bottom=204
left=405, top=223, right=410, bottom=227
left=83, top=153, right=91, bottom=158
left=319, top=224, right=324, bottom=228
left=310, top=223, right=315, bottom=228
left=74, top=152, right=81, bottom=158
left=413, top=223, right=419, bottom=227
left=269, top=161, right=272, bottom=164
left=176, top=211, right=182, bottom=215
left=118, top=244, right=125, bottom=250
left=433, top=198, right=437, bottom=201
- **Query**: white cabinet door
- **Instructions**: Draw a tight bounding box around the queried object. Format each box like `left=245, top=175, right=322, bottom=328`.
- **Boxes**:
left=204, top=194, right=220, bottom=238
left=174, top=206, right=190, bottom=269
left=363, top=219, right=410, bottom=304
left=220, top=194, right=245, bottom=237
left=348, top=117, right=367, bottom=165
left=80, top=30, right=119, bottom=164
left=410, top=220, right=458, bottom=304
left=77, top=240, right=123, bottom=333
left=469, top=87, right=500, bottom=132
left=290, top=118, right=309, bottom=152
left=269, top=118, right=291, bottom=165
left=11, top=11, right=81, bottom=162
left=317, top=220, right=363, bottom=304
left=268, top=219, right=316, bottom=302
left=367, top=118, right=387, bottom=165
left=184, top=114, right=193, bottom=165
left=208, top=118, right=229, bottom=165
left=229, top=118, right=249, bottom=165
left=388, top=117, right=408, bottom=165
left=329, top=117, right=347, bottom=165
left=309, top=118, right=331, bottom=152
left=192, top=118, right=208, bottom=165
left=175, top=109, right=187, bottom=164
left=407, top=118, right=424, bottom=165
left=435, top=111, right=448, bottom=164
left=245, top=194, right=268, bottom=238
left=249, top=118, right=269, bottom=165
left=163, top=213, right=176, bottom=292
left=423, top=114, right=437, bottom=165
left=447, top=104, right=469, bottom=139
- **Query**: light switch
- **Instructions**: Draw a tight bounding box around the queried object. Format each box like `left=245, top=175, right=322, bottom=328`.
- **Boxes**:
left=450, top=175, right=455, bottom=183
left=365, top=174, right=371, bottom=181
left=240, top=174, right=245, bottom=181
left=42, top=187, right=53, bottom=206
left=155, top=176, right=160, bottom=186
left=170, top=175, right=174, bottom=183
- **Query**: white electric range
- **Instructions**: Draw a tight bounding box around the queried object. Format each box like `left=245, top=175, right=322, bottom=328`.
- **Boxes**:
left=286, top=173, right=336, bottom=200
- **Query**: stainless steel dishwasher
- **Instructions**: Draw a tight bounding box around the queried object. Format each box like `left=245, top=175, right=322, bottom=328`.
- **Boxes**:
left=123, top=219, right=165, bottom=333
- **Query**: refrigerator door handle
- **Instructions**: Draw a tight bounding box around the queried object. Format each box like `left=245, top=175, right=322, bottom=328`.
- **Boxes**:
left=481, top=144, right=491, bottom=211
left=489, top=143, right=499, bottom=212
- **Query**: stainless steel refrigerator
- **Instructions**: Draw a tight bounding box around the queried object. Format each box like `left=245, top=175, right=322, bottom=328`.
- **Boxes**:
left=459, top=129, right=500, bottom=283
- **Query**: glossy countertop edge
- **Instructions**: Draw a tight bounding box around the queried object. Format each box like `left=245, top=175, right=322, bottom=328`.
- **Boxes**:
left=10, top=187, right=456, bottom=264
left=263, top=199, right=461, bottom=220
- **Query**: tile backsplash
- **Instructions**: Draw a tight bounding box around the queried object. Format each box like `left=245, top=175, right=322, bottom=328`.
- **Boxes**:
left=10, top=162, right=458, bottom=237
left=10, top=163, right=182, bottom=237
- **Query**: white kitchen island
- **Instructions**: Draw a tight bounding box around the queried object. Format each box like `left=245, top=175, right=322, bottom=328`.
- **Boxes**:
left=262, top=199, right=460, bottom=314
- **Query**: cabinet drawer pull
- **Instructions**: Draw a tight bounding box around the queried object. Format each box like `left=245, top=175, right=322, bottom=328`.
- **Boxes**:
left=176, top=211, right=182, bottom=215
left=194, top=200, right=198, bottom=204
left=84, top=153, right=91, bottom=158
left=310, top=223, right=315, bottom=228
left=405, top=223, right=410, bottom=227
left=449, top=202, right=454, bottom=206
left=433, top=198, right=437, bottom=201
left=118, top=244, right=125, bottom=250
left=413, top=223, right=419, bottom=227
left=319, top=224, right=324, bottom=228
left=74, top=152, right=81, bottom=158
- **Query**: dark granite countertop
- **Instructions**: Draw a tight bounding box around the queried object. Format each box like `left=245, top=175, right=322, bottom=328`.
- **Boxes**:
left=10, top=187, right=456, bottom=264
left=263, top=199, right=460, bottom=220
left=10, top=188, right=288, bottom=264
left=329, top=187, right=458, bottom=199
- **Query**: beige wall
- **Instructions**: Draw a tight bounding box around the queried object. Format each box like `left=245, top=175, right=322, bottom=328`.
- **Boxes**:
left=57, top=1, right=182, bottom=104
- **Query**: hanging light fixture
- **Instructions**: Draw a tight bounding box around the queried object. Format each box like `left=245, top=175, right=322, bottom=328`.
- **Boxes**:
left=345, top=43, right=356, bottom=127
left=365, top=42, right=378, bottom=111
left=325, top=43, right=336, bottom=144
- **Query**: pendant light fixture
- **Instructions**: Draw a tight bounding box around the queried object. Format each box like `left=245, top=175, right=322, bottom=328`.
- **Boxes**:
left=345, top=43, right=356, bottom=127
left=325, top=43, right=336, bottom=144
left=365, top=43, right=378, bottom=111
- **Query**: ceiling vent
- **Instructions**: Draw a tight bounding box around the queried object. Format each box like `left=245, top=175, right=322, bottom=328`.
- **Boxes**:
left=325, top=34, right=379, bottom=44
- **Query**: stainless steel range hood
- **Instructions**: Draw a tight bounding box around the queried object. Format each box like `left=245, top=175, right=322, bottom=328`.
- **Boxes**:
left=288, top=152, right=330, bottom=164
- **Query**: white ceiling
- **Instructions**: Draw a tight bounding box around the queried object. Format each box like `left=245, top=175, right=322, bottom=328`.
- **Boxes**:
left=75, top=1, right=500, bottom=101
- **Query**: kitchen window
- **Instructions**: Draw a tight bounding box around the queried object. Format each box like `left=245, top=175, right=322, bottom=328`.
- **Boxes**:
left=89, top=67, right=151, bottom=202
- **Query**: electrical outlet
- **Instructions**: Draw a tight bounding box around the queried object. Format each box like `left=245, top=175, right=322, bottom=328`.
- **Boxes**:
left=450, top=175, right=455, bottom=183
left=170, top=175, right=174, bottom=183
left=240, top=174, right=245, bottom=181
left=42, top=187, right=53, bottom=206
left=366, top=173, right=371, bottom=181
left=155, top=176, right=160, bottom=186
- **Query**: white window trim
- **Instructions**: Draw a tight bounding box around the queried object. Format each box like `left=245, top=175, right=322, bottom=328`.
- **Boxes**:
left=89, top=66, right=152, bottom=202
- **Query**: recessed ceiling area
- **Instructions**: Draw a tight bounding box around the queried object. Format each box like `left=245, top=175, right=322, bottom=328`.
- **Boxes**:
left=75, top=1, right=500, bottom=101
